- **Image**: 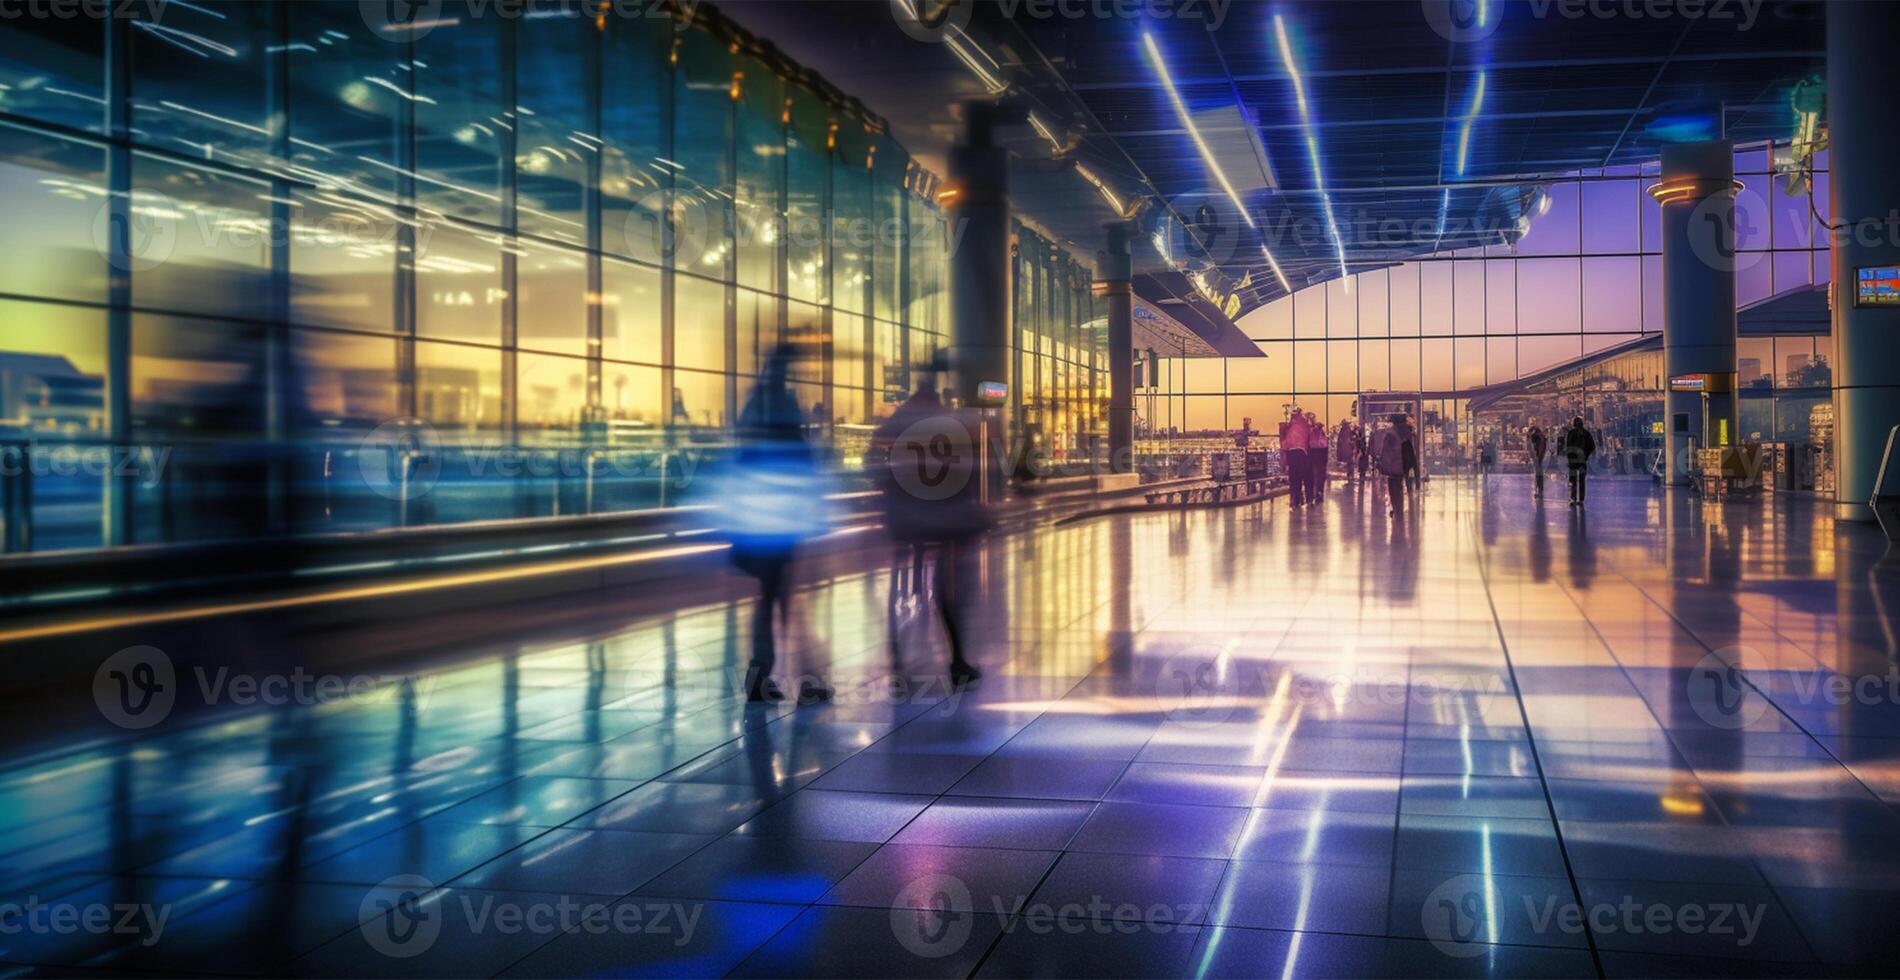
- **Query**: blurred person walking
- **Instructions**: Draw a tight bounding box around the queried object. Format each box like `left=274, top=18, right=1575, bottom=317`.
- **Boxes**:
left=1376, top=414, right=1417, bottom=519
left=1307, top=411, right=1330, bottom=502
left=1335, top=419, right=1357, bottom=483
left=1281, top=409, right=1311, bottom=508
left=1527, top=421, right=1549, bottom=498
left=720, top=345, right=833, bottom=703
left=873, top=377, right=989, bottom=688
left=1560, top=415, right=1597, bottom=507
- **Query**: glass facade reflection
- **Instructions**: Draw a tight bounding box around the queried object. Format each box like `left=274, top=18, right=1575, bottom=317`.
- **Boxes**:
left=0, top=2, right=1105, bottom=553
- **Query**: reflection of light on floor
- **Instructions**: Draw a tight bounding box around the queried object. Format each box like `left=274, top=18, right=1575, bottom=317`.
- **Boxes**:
left=1480, top=822, right=1498, bottom=945
left=1659, top=791, right=1707, bottom=817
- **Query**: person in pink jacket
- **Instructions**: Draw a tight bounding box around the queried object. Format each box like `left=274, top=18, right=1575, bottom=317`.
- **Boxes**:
left=1281, top=409, right=1311, bottom=507
left=1306, top=411, right=1329, bottom=502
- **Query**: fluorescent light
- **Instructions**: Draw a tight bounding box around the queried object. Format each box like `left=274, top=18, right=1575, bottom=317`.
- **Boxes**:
left=1455, top=71, right=1486, bottom=177
left=1272, top=16, right=1350, bottom=285
left=1142, top=32, right=1291, bottom=293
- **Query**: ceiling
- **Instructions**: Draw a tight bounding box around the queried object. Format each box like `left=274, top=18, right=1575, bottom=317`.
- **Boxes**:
left=722, top=0, right=1826, bottom=317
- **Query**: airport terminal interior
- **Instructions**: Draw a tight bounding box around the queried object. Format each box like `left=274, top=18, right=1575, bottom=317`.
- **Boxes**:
left=2, top=0, right=1899, bottom=977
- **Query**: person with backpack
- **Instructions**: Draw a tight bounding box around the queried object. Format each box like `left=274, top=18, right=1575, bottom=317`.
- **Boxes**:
left=1560, top=416, right=1597, bottom=507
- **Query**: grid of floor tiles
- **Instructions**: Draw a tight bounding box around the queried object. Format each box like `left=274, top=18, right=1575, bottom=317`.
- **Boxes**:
left=2, top=477, right=1898, bottom=977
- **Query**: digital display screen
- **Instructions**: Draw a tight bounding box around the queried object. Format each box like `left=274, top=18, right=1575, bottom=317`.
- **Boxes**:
left=976, top=381, right=1009, bottom=403
left=1670, top=374, right=1708, bottom=391
left=1858, top=266, right=1900, bottom=307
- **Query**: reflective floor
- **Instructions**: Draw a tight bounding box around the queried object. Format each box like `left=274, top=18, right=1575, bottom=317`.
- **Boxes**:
left=4, top=476, right=1899, bottom=978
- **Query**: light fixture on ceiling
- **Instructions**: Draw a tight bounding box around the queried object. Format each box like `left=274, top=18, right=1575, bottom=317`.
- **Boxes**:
left=1272, top=16, right=1350, bottom=289
left=1142, top=31, right=1291, bottom=293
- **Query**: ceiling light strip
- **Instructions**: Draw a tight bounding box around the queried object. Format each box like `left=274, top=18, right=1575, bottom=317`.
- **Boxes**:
left=1272, top=16, right=1350, bottom=286
left=1142, top=31, right=1291, bottom=293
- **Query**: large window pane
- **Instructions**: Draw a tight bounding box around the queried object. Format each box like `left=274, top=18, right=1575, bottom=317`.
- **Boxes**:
left=1294, top=340, right=1324, bottom=394
left=1359, top=340, right=1389, bottom=392
left=1390, top=338, right=1421, bottom=391
left=132, top=314, right=264, bottom=437
left=517, top=240, right=588, bottom=356
left=0, top=14, right=102, bottom=132
left=1582, top=257, right=1639, bottom=332
left=1516, top=258, right=1580, bottom=333
left=1327, top=277, right=1356, bottom=337
left=1294, top=283, right=1325, bottom=339
left=1421, top=262, right=1452, bottom=335
left=132, top=1, right=270, bottom=161
left=604, top=362, right=663, bottom=430
left=287, top=2, right=401, bottom=197
left=1581, top=179, right=1639, bottom=253
left=518, top=353, right=590, bottom=436
left=291, top=329, right=398, bottom=433
left=1358, top=269, right=1388, bottom=337
left=1518, top=180, right=1579, bottom=255
left=415, top=17, right=505, bottom=223
left=672, top=368, right=727, bottom=429
left=0, top=298, right=107, bottom=435
left=1246, top=296, right=1293, bottom=339
left=1454, top=259, right=1484, bottom=335
left=415, top=341, right=502, bottom=432
left=516, top=11, right=593, bottom=245
left=675, top=274, right=729, bottom=374
left=602, top=259, right=661, bottom=365
left=1389, top=263, right=1420, bottom=336
left=415, top=220, right=501, bottom=342
left=0, top=126, right=107, bottom=304
left=1327, top=340, right=1357, bottom=393
left=290, top=189, right=397, bottom=331
left=131, top=155, right=270, bottom=320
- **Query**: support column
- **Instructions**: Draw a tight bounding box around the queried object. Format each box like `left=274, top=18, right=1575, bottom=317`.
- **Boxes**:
left=1650, top=139, right=1739, bottom=487
left=945, top=102, right=1015, bottom=415
left=1096, top=222, right=1134, bottom=474
left=1828, top=1, right=1900, bottom=521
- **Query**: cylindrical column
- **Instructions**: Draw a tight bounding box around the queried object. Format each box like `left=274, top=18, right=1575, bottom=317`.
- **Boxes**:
left=944, top=102, right=1012, bottom=415
left=1651, top=139, right=1739, bottom=487
left=1097, top=222, right=1134, bottom=473
left=1828, top=2, right=1900, bottom=521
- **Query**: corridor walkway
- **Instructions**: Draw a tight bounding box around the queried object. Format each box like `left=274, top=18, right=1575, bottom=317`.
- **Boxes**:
left=3, top=477, right=1898, bottom=977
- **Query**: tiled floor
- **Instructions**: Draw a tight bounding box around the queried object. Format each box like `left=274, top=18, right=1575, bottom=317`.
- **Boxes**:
left=3, top=476, right=1899, bottom=977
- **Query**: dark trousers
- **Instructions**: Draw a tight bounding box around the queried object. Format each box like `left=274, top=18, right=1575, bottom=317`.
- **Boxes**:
left=1568, top=465, right=1588, bottom=504
left=932, top=538, right=977, bottom=669
left=1533, top=455, right=1546, bottom=494
left=1286, top=451, right=1308, bottom=506
left=1387, top=474, right=1406, bottom=517
left=1310, top=449, right=1328, bottom=500
left=736, top=550, right=791, bottom=688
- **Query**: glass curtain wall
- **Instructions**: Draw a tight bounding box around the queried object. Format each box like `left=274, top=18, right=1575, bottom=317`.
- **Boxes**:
left=1012, top=223, right=1107, bottom=465
left=1144, top=145, right=1832, bottom=445
left=0, top=2, right=988, bottom=552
